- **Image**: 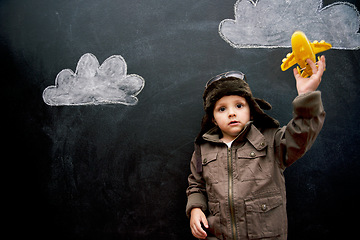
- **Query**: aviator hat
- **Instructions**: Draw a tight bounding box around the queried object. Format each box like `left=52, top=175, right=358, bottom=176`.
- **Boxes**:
left=196, top=71, right=279, bottom=143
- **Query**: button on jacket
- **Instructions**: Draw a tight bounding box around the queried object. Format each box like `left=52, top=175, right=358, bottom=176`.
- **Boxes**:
left=186, top=91, right=325, bottom=240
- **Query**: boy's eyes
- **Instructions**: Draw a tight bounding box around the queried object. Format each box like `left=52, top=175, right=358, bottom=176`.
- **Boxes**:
left=218, top=104, right=243, bottom=112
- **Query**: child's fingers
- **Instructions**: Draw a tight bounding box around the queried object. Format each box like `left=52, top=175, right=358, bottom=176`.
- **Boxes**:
left=191, top=222, right=207, bottom=239
left=321, top=55, right=326, bottom=68
left=201, top=214, right=209, bottom=229
left=317, top=55, right=326, bottom=73
left=293, top=67, right=300, bottom=80
left=306, top=58, right=318, bottom=75
left=313, top=56, right=326, bottom=81
left=190, top=208, right=208, bottom=239
left=190, top=217, right=208, bottom=239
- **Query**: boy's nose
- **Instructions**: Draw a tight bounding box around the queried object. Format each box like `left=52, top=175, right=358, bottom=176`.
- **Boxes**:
left=228, top=111, right=236, bottom=118
left=228, top=107, right=236, bottom=117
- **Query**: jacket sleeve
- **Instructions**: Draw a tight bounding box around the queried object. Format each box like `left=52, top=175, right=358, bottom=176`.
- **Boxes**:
left=185, top=151, right=208, bottom=218
left=275, top=91, right=326, bottom=168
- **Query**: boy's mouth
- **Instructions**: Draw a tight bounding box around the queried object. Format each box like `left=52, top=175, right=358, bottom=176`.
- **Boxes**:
left=229, top=120, right=240, bottom=126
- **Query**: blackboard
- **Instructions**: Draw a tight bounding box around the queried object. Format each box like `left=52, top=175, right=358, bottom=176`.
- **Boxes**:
left=2, top=0, right=359, bottom=239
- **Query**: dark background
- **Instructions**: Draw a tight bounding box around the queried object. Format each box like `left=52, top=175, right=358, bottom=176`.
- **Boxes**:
left=2, top=0, right=359, bottom=239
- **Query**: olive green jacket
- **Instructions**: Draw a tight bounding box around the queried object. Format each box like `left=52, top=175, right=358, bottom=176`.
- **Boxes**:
left=186, top=91, right=325, bottom=240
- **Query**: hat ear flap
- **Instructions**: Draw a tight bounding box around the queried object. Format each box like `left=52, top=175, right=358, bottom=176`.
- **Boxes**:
left=254, top=98, right=272, bottom=110
left=249, top=97, right=280, bottom=128
left=195, top=113, right=217, bottom=143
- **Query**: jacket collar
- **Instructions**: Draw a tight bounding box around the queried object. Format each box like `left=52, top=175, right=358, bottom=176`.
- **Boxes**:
left=202, top=121, right=267, bottom=150
left=245, top=124, right=267, bottom=150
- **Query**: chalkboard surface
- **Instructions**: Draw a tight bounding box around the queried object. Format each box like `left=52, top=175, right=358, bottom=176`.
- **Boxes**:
left=2, top=0, right=360, bottom=239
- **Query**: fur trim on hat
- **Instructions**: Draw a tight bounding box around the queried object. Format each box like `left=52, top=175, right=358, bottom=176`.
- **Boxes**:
left=203, top=77, right=252, bottom=113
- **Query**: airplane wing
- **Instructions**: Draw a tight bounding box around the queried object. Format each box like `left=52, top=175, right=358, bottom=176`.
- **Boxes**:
left=281, top=52, right=297, bottom=71
left=311, top=40, right=332, bottom=54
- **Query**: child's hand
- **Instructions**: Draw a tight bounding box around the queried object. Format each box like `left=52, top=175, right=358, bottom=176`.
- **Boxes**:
left=293, top=55, right=326, bottom=95
left=190, top=208, right=208, bottom=239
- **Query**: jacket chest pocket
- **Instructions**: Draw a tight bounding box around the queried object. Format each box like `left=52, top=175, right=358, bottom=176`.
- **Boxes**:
left=236, top=148, right=271, bottom=182
left=201, top=152, right=219, bottom=184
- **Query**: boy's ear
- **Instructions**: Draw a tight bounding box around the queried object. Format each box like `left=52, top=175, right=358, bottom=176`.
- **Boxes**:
left=212, top=118, right=218, bottom=126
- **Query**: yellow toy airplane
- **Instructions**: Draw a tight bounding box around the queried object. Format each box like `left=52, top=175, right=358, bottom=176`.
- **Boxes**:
left=281, top=31, right=332, bottom=78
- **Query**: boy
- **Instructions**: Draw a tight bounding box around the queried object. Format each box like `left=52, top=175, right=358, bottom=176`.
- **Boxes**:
left=186, top=56, right=326, bottom=239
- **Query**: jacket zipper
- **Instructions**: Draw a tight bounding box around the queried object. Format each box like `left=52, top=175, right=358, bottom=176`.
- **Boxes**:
left=228, top=147, right=237, bottom=240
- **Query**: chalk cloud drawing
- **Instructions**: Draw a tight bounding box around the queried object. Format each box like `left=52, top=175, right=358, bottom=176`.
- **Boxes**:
left=219, top=0, right=360, bottom=49
left=43, top=53, right=145, bottom=106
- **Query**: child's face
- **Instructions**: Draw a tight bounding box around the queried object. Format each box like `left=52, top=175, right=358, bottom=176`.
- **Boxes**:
left=213, top=95, right=251, bottom=142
